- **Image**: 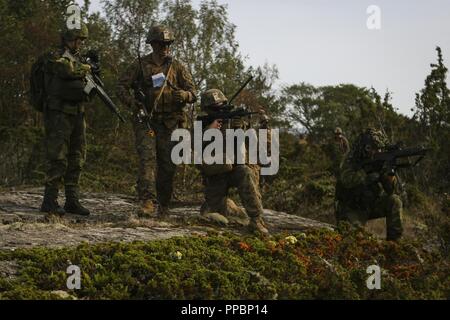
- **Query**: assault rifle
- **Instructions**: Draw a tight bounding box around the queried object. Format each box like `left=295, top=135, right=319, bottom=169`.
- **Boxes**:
left=81, top=50, right=126, bottom=123
left=361, top=144, right=431, bottom=175
left=134, top=51, right=174, bottom=136
left=197, top=76, right=256, bottom=125
left=197, top=106, right=259, bottom=125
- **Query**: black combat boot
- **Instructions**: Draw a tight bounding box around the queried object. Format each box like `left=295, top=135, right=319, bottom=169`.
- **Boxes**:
left=386, top=231, right=402, bottom=242
left=40, top=187, right=65, bottom=216
left=157, top=205, right=171, bottom=217
left=64, top=187, right=90, bottom=216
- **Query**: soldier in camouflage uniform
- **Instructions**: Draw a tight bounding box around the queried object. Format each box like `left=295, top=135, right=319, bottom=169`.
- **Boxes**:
left=253, top=110, right=273, bottom=187
left=327, top=127, right=350, bottom=177
left=335, top=128, right=403, bottom=241
left=117, top=26, right=197, bottom=216
left=39, top=24, right=92, bottom=216
left=199, top=89, right=269, bottom=236
left=334, top=127, right=350, bottom=154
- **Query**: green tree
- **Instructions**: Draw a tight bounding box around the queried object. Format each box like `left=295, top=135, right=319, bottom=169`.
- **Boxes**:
left=163, top=0, right=245, bottom=94
left=413, top=46, right=450, bottom=191
left=414, top=46, right=450, bottom=139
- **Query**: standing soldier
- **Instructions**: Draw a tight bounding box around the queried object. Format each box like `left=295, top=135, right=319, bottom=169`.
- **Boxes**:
left=37, top=24, right=92, bottom=216
left=294, top=133, right=308, bottom=161
left=334, top=127, right=350, bottom=154
left=199, top=89, right=269, bottom=236
left=252, top=109, right=272, bottom=187
left=335, top=128, right=403, bottom=241
left=328, top=127, right=350, bottom=176
left=117, top=26, right=197, bottom=216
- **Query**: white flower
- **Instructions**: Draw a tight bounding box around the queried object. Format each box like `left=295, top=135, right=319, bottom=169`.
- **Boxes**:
left=285, top=235, right=298, bottom=245
left=171, top=251, right=183, bottom=260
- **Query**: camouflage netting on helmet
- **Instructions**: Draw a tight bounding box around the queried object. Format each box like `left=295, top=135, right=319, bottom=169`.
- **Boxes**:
left=349, top=128, right=389, bottom=162
left=146, top=25, right=175, bottom=44
left=200, top=89, right=228, bottom=112
left=61, top=23, right=89, bottom=41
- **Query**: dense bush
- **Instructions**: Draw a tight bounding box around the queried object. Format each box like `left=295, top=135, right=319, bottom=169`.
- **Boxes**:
left=0, top=227, right=448, bottom=300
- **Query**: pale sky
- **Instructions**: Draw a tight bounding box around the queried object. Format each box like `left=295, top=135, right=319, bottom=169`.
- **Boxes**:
left=80, top=0, right=450, bottom=116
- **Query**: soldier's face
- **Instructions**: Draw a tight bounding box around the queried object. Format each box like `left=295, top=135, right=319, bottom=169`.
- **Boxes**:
left=208, top=119, right=223, bottom=130
left=152, top=41, right=171, bottom=59
left=364, top=145, right=380, bottom=158
left=66, top=38, right=85, bottom=52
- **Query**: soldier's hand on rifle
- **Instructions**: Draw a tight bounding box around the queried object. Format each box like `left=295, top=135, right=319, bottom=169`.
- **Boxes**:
left=134, top=100, right=147, bottom=114
left=174, top=90, right=191, bottom=103
left=380, top=174, right=397, bottom=194
left=381, top=174, right=396, bottom=185
left=79, top=63, right=91, bottom=76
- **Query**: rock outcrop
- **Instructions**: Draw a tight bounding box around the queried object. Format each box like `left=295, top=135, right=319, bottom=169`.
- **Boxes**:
left=0, top=188, right=333, bottom=249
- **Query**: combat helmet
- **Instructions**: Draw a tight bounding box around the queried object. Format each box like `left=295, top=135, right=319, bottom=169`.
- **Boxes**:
left=335, top=127, right=343, bottom=135
left=61, top=23, right=89, bottom=42
left=201, top=89, right=228, bottom=112
left=146, top=25, right=175, bottom=44
left=351, top=128, right=388, bottom=160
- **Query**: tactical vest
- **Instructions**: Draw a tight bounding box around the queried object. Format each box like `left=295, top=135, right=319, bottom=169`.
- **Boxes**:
left=139, top=58, right=184, bottom=113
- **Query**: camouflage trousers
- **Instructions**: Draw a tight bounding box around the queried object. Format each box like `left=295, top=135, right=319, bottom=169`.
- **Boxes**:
left=336, top=194, right=403, bottom=239
left=43, top=109, right=86, bottom=198
left=204, top=165, right=264, bottom=218
left=132, top=114, right=180, bottom=206
left=132, top=116, right=156, bottom=201
left=154, top=120, right=180, bottom=206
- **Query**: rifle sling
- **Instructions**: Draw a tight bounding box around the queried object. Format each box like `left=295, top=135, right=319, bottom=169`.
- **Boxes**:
left=151, top=61, right=174, bottom=114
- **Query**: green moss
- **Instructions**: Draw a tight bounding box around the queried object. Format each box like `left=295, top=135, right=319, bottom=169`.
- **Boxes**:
left=0, top=228, right=448, bottom=300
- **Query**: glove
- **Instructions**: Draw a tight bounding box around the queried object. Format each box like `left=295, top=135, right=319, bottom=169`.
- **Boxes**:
left=173, top=90, right=191, bottom=103
left=380, top=174, right=397, bottom=194
left=79, top=63, right=91, bottom=76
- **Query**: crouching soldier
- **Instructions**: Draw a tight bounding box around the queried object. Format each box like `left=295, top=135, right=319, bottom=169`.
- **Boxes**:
left=198, top=89, right=269, bottom=236
left=335, top=128, right=403, bottom=241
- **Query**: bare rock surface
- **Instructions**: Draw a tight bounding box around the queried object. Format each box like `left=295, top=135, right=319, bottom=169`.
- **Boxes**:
left=0, top=188, right=333, bottom=249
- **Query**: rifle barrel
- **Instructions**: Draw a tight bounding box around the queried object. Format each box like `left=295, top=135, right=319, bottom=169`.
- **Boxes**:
left=228, top=76, right=254, bottom=105
left=90, top=75, right=126, bottom=123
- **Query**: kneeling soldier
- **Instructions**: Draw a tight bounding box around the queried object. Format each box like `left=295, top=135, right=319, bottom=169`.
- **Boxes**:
left=199, top=89, right=269, bottom=236
left=335, top=128, right=403, bottom=241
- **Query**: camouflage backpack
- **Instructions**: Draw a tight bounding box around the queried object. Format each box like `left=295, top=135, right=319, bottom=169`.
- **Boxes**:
left=29, top=52, right=53, bottom=112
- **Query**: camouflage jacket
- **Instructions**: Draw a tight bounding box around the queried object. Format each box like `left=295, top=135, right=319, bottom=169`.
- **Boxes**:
left=43, top=48, right=91, bottom=115
left=327, top=136, right=350, bottom=160
left=335, top=158, right=399, bottom=209
left=117, top=54, right=196, bottom=126
left=200, top=116, right=256, bottom=176
left=336, top=136, right=350, bottom=155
